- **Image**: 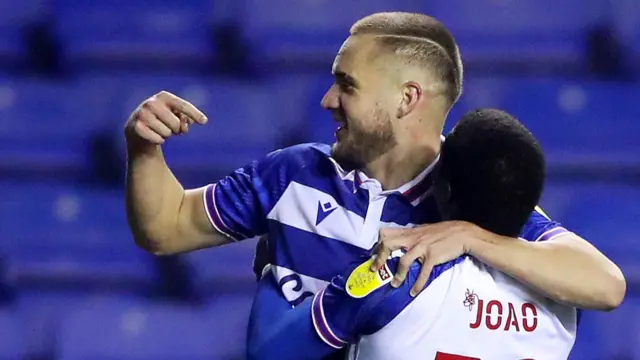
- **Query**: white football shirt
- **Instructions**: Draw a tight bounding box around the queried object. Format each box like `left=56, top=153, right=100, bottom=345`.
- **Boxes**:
left=311, top=214, right=577, bottom=360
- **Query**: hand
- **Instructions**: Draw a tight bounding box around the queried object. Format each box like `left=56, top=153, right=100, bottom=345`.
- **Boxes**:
left=253, top=235, right=270, bottom=281
left=371, top=221, right=482, bottom=297
left=124, top=91, right=208, bottom=146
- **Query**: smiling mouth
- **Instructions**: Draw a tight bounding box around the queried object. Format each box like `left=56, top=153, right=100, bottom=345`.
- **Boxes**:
left=335, top=118, right=348, bottom=136
left=333, top=115, right=348, bottom=129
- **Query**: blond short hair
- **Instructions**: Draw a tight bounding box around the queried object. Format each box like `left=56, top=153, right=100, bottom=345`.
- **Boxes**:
left=351, top=12, right=463, bottom=105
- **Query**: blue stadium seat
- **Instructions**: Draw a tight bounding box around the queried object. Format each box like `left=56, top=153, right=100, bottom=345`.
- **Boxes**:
left=452, top=77, right=640, bottom=167
left=570, top=297, right=640, bottom=359
left=543, top=183, right=640, bottom=277
left=59, top=296, right=216, bottom=360
left=204, top=292, right=254, bottom=358
left=0, top=182, right=155, bottom=290
left=0, top=0, right=44, bottom=63
left=18, top=290, right=121, bottom=359
left=0, top=77, right=114, bottom=173
left=611, top=0, right=640, bottom=61
left=242, top=0, right=425, bottom=65
left=0, top=308, right=28, bottom=360
left=426, top=0, right=606, bottom=63
left=542, top=184, right=640, bottom=359
left=53, top=0, right=213, bottom=66
left=187, top=239, right=258, bottom=297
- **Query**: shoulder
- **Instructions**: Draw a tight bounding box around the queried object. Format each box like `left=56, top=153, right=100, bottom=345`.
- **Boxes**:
left=519, top=206, right=570, bottom=242
left=261, top=143, right=332, bottom=172
left=269, top=143, right=332, bottom=163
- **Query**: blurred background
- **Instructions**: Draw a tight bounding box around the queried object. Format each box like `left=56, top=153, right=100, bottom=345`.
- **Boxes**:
left=0, top=0, right=638, bottom=359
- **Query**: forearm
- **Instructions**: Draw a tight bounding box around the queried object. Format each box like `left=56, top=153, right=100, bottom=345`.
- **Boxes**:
left=247, top=275, right=336, bottom=360
left=125, top=141, right=185, bottom=253
left=470, top=231, right=625, bottom=310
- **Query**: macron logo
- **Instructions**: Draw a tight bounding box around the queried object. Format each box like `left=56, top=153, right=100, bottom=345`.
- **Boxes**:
left=316, top=201, right=337, bottom=226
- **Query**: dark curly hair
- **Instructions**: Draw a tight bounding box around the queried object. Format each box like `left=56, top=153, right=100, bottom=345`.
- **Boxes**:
left=439, top=108, right=545, bottom=237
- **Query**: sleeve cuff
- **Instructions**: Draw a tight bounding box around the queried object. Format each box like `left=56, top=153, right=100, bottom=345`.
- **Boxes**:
left=202, top=184, right=240, bottom=241
left=535, top=226, right=570, bottom=242
left=311, top=289, right=347, bottom=349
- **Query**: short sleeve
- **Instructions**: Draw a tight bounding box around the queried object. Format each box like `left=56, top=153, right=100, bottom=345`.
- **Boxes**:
left=202, top=144, right=319, bottom=241
left=310, top=258, right=392, bottom=348
left=311, top=256, right=465, bottom=348
left=519, top=206, right=571, bottom=242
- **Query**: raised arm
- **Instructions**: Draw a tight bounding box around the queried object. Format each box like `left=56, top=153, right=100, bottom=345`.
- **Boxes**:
left=126, top=92, right=308, bottom=255
left=125, top=91, right=229, bottom=255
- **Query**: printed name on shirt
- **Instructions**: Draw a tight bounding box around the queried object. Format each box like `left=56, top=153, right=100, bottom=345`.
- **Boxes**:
left=467, top=293, right=539, bottom=332
left=346, top=258, right=393, bottom=298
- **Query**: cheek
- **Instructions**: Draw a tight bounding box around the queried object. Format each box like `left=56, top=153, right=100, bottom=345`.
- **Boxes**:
left=339, top=95, right=363, bottom=118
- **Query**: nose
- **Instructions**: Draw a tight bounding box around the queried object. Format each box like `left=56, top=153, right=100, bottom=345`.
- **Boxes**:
left=321, top=84, right=340, bottom=110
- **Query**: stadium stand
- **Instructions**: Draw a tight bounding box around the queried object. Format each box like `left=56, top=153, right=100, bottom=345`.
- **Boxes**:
left=0, top=0, right=637, bottom=358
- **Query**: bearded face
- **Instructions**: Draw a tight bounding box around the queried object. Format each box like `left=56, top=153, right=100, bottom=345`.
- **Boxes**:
left=330, top=104, right=397, bottom=170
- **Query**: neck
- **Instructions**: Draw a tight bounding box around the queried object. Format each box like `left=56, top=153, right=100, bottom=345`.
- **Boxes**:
left=364, top=135, right=440, bottom=190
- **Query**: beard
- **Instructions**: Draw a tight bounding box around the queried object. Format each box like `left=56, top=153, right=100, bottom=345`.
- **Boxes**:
left=331, top=106, right=397, bottom=171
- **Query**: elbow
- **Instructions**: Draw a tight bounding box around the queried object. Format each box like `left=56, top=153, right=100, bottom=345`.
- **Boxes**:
left=131, top=231, right=179, bottom=256
left=601, top=267, right=626, bottom=311
left=575, top=264, right=627, bottom=312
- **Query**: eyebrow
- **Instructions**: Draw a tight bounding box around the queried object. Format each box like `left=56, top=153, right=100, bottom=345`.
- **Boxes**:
left=334, top=70, right=359, bottom=88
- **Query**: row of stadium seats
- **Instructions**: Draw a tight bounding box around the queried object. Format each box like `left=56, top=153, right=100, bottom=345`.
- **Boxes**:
left=0, top=0, right=639, bottom=69
left=0, top=181, right=258, bottom=294
left=0, top=297, right=637, bottom=359
left=1, top=181, right=637, bottom=291
left=1, top=293, right=255, bottom=359
left=0, top=180, right=638, bottom=359
left=0, top=295, right=636, bottom=359
left=0, top=74, right=638, bottom=180
left=0, top=179, right=260, bottom=358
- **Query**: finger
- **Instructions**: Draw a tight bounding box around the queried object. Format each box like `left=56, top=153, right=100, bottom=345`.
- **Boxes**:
left=145, top=100, right=182, bottom=134
left=156, top=91, right=208, bottom=124
left=371, top=245, right=392, bottom=271
left=137, top=106, right=171, bottom=138
left=179, top=121, right=189, bottom=134
left=137, top=109, right=172, bottom=138
left=134, top=120, right=164, bottom=145
left=379, top=227, right=413, bottom=239
left=391, top=247, right=423, bottom=288
left=172, top=112, right=190, bottom=134
left=382, top=227, right=432, bottom=251
left=410, top=261, right=434, bottom=297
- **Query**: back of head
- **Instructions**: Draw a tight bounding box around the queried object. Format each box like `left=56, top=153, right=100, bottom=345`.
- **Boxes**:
left=350, top=12, right=463, bottom=106
left=439, top=109, right=545, bottom=237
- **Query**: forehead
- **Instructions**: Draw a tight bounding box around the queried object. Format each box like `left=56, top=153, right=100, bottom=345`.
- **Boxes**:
left=332, top=35, right=377, bottom=75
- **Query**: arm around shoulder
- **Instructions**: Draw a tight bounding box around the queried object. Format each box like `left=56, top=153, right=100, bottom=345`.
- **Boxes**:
left=541, top=232, right=625, bottom=310
left=469, top=228, right=626, bottom=311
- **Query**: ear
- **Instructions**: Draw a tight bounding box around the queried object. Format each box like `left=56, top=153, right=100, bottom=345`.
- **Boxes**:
left=396, top=81, right=422, bottom=118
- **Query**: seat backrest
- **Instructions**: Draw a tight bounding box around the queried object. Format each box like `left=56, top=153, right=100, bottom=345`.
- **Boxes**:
left=59, top=297, right=215, bottom=360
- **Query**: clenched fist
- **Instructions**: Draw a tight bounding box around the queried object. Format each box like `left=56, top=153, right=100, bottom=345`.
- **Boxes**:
left=124, top=91, right=208, bottom=146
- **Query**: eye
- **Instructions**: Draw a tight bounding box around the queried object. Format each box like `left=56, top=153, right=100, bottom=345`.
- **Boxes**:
left=338, top=82, right=353, bottom=93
